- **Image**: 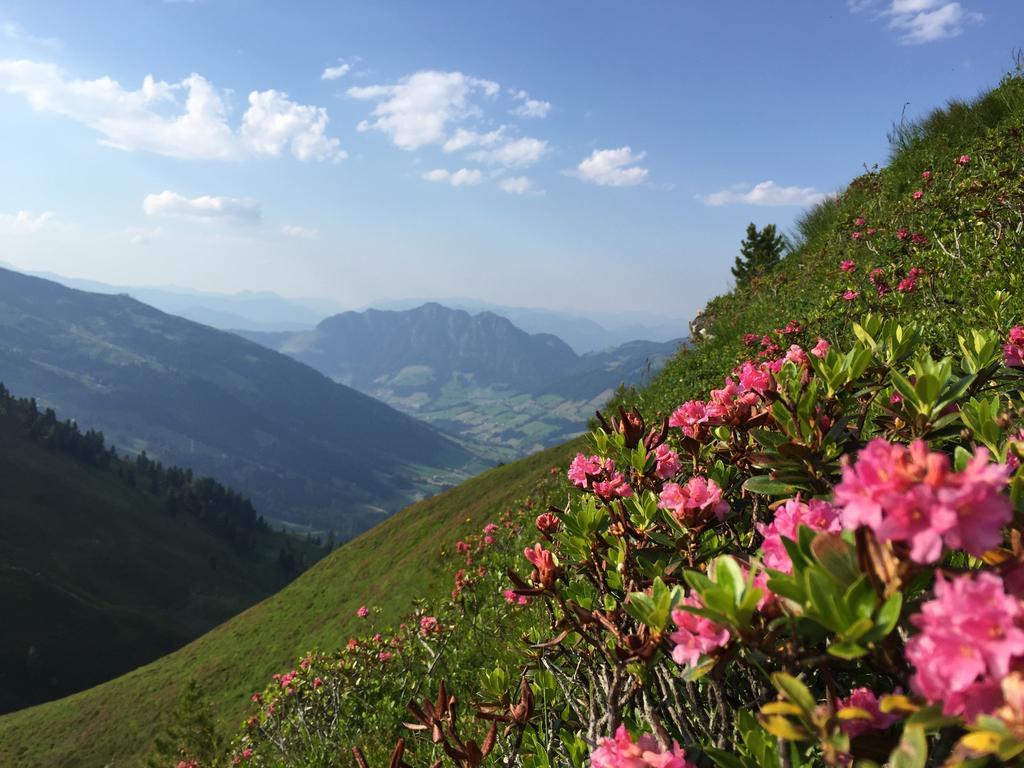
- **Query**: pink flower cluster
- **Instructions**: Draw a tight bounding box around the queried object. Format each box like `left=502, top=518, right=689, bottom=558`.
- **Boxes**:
left=834, top=439, right=1011, bottom=563
left=419, top=615, right=439, bottom=636
left=897, top=266, right=924, bottom=294
left=1004, top=326, right=1024, bottom=368
left=835, top=688, right=900, bottom=738
left=840, top=260, right=856, bottom=273
left=906, top=572, right=1024, bottom=721
left=653, top=443, right=682, bottom=479
left=658, top=476, right=729, bottom=525
left=591, top=726, right=695, bottom=768
left=669, top=593, right=731, bottom=668
left=503, top=588, right=530, bottom=606
left=567, top=453, right=633, bottom=499
left=356, top=605, right=369, bottom=618
left=756, top=496, right=842, bottom=574
left=811, top=338, right=830, bottom=358
left=524, top=543, right=559, bottom=588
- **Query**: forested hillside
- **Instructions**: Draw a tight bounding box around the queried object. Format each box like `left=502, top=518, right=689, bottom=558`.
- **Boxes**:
left=0, top=385, right=321, bottom=713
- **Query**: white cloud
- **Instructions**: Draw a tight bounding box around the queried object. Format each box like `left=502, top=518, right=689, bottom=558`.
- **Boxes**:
left=851, top=1, right=983, bottom=43
left=699, top=180, right=826, bottom=207
left=125, top=226, right=161, bottom=245
left=321, top=63, right=351, bottom=81
left=240, top=89, right=346, bottom=162
left=499, top=176, right=543, bottom=196
left=443, top=126, right=506, bottom=153
left=421, top=168, right=483, bottom=187
left=570, top=147, right=649, bottom=187
left=0, top=59, right=345, bottom=161
left=142, top=191, right=262, bottom=222
left=1, top=21, right=59, bottom=47
left=510, top=89, right=551, bottom=119
left=470, top=136, right=547, bottom=168
left=0, top=210, right=54, bottom=234
left=347, top=70, right=500, bottom=150
left=281, top=224, right=318, bottom=239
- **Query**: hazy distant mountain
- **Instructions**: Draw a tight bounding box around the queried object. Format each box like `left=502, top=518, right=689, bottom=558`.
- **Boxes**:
left=0, top=268, right=479, bottom=534
left=366, top=297, right=686, bottom=353
left=240, top=303, right=683, bottom=461
left=8, top=268, right=340, bottom=333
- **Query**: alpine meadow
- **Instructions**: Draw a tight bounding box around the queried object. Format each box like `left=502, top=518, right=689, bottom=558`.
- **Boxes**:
left=2, top=4, right=1024, bottom=768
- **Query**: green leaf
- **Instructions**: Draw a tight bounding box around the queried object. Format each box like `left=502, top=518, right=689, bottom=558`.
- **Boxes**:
left=771, top=672, right=816, bottom=714
left=704, top=749, right=747, bottom=768
left=889, top=725, right=928, bottom=768
left=744, top=475, right=802, bottom=496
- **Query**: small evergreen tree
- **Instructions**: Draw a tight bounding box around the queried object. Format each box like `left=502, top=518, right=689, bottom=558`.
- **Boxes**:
left=731, top=222, right=787, bottom=285
left=148, top=679, right=223, bottom=767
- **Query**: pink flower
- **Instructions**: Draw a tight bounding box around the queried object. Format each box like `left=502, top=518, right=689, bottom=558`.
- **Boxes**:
left=957, top=154, right=971, bottom=165
left=836, top=688, right=900, bottom=738
left=866, top=227, right=877, bottom=236
left=356, top=605, right=369, bottom=618
left=851, top=231, right=863, bottom=241
left=419, top=615, right=439, bottom=636
left=1004, top=326, right=1024, bottom=368
left=906, top=572, right=1024, bottom=721
left=250, top=692, right=261, bottom=703
left=843, top=290, right=859, bottom=301
left=854, top=217, right=866, bottom=227
left=567, top=453, right=607, bottom=488
left=503, top=588, right=530, bottom=606
left=911, top=232, right=928, bottom=245
left=811, top=338, right=830, bottom=358
left=658, top=477, right=729, bottom=524
left=784, top=344, right=809, bottom=366
left=756, top=496, right=842, bottom=573
left=593, top=472, right=634, bottom=499
left=378, top=651, right=392, bottom=662
left=312, top=677, right=322, bottom=689
left=591, top=725, right=695, bottom=768
left=734, top=361, right=774, bottom=394
left=913, top=190, right=923, bottom=200
left=484, top=535, right=495, bottom=545
left=654, top=443, right=682, bottom=479
left=455, top=540, right=470, bottom=554
left=524, top=543, right=559, bottom=587
left=535, top=512, right=560, bottom=534
left=669, top=593, right=731, bottom=668
left=897, top=228, right=909, bottom=241
left=743, top=332, right=760, bottom=346
left=669, top=400, right=723, bottom=439
left=840, top=260, right=856, bottom=273
left=482, top=522, right=499, bottom=535
left=834, top=439, right=1011, bottom=563
left=781, top=320, right=803, bottom=335
left=922, top=170, right=932, bottom=179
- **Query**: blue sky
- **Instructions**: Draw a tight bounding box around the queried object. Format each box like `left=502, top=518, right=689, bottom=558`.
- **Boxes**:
left=0, top=0, right=1020, bottom=321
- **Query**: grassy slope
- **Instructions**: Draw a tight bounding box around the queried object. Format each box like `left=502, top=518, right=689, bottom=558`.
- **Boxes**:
left=0, top=422, right=319, bottom=715
left=0, top=439, right=582, bottom=768
left=5, top=71, right=1024, bottom=768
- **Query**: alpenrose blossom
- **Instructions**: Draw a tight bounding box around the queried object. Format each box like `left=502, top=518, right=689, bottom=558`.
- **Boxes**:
left=670, top=593, right=731, bottom=668
left=840, top=260, right=856, bottom=272
left=756, top=496, right=842, bottom=573
left=524, top=543, right=559, bottom=588
left=1004, top=326, right=1024, bottom=368
left=669, top=400, right=724, bottom=439
left=658, top=476, right=729, bottom=524
left=843, top=290, right=859, bottom=301
left=906, top=572, right=1024, bottom=721
left=535, top=511, right=560, bottom=534
left=653, top=443, right=682, bottom=479
left=835, top=688, right=900, bottom=738
left=834, top=438, right=1011, bottom=563
left=419, top=615, right=439, bottom=636
left=356, top=605, right=369, bottom=618
left=811, top=338, right=830, bottom=358
left=591, top=725, right=695, bottom=768
left=568, top=453, right=633, bottom=499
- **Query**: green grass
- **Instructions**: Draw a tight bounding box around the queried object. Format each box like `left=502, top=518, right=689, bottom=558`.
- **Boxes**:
left=0, top=438, right=582, bottom=768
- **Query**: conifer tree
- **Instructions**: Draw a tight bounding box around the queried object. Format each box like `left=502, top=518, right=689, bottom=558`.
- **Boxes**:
left=148, top=680, right=223, bottom=768
left=731, top=222, right=787, bottom=285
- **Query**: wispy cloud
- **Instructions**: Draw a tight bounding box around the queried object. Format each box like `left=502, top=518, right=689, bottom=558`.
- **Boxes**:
left=281, top=224, right=318, bottom=239
left=499, top=176, right=543, bottom=196
left=699, top=180, right=826, bottom=207
left=1, top=21, right=59, bottom=48
left=421, top=168, right=484, bottom=187
left=0, top=59, right=346, bottom=161
left=125, top=226, right=162, bottom=245
left=0, top=210, right=55, bottom=234
left=142, top=191, right=262, bottom=222
left=509, top=89, right=551, bottom=119
left=851, top=1, right=983, bottom=44
left=569, top=147, right=649, bottom=187
left=321, top=63, right=351, bottom=81
left=469, top=136, right=547, bottom=168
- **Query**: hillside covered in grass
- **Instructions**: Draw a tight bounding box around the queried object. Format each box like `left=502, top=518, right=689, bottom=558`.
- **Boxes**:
left=4, top=70, right=1024, bottom=768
